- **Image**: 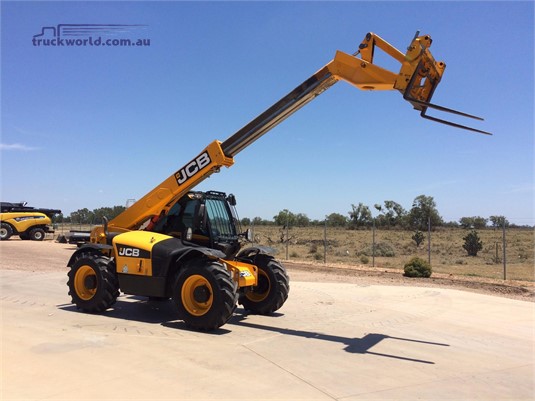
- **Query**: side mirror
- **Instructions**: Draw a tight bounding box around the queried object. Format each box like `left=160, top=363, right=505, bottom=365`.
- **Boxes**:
left=244, top=228, right=253, bottom=242
left=198, top=204, right=207, bottom=230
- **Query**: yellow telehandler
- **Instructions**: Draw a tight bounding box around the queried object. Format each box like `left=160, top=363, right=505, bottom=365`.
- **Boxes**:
left=66, top=31, right=489, bottom=330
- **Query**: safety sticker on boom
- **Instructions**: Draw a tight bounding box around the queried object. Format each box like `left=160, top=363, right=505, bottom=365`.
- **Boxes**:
left=174, top=151, right=212, bottom=185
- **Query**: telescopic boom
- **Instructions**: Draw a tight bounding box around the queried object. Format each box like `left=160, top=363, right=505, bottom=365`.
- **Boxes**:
left=93, top=31, right=489, bottom=241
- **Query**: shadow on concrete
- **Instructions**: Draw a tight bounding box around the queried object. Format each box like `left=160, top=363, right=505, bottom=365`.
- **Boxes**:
left=230, top=312, right=449, bottom=364
left=59, top=298, right=449, bottom=362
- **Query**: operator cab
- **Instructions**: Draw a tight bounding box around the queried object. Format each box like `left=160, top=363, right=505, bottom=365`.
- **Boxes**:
left=152, top=191, right=246, bottom=258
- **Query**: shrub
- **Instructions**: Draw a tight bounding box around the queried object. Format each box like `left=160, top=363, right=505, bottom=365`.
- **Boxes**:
left=403, top=257, right=432, bottom=278
left=412, top=230, right=425, bottom=247
left=358, top=242, right=396, bottom=257
left=360, top=255, right=369, bottom=264
left=375, top=242, right=396, bottom=257
left=463, top=230, right=483, bottom=256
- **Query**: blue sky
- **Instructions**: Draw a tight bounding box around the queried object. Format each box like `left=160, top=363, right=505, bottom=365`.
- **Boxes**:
left=1, top=1, right=533, bottom=225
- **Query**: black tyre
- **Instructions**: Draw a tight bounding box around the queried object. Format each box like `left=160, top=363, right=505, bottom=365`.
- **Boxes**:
left=239, top=255, right=290, bottom=314
left=173, top=259, right=238, bottom=331
left=29, top=227, right=46, bottom=241
left=67, top=252, right=119, bottom=313
left=0, top=223, right=13, bottom=241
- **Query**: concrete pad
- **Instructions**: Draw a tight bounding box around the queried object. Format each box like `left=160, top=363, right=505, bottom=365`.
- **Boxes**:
left=1, top=269, right=533, bottom=400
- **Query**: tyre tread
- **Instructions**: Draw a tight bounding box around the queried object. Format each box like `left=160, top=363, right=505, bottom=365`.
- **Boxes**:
left=67, top=251, right=119, bottom=313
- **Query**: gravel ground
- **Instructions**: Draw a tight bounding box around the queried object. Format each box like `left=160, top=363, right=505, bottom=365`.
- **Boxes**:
left=1, top=239, right=533, bottom=302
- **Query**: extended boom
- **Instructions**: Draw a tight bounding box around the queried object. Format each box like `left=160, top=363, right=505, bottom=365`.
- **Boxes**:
left=96, top=31, right=488, bottom=240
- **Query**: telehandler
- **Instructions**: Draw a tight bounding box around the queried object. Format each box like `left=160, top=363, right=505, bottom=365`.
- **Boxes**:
left=66, top=31, right=489, bottom=330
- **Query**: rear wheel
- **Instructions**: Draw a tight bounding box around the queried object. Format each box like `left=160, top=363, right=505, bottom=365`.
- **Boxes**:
left=239, top=255, right=289, bottom=314
left=0, top=223, right=13, bottom=241
left=173, top=259, right=237, bottom=331
left=67, top=252, right=119, bottom=313
left=29, top=227, right=46, bottom=241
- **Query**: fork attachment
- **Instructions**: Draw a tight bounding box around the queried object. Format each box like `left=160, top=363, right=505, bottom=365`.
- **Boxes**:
left=389, top=32, right=491, bottom=135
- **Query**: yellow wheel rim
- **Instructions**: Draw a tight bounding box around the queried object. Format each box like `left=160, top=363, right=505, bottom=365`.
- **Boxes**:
left=246, top=270, right=270, bottom=303
left=181, top=275, right=213, bottom=316
left=74, top=265, right=97, bottom=301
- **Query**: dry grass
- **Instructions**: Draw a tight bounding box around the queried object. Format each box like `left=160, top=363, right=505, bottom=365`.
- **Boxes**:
left=55, top=223, right=533, bottom=282
left=250, top=226, right=534, bottom=282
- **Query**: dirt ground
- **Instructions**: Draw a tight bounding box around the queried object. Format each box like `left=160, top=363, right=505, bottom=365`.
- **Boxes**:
left=286, top=260, right=535, bottom=302
left=0, top=238, right=533, bottom=302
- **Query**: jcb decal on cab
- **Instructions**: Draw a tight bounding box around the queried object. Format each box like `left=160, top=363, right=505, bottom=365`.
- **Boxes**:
left=175, top=152, right=211, bottom=185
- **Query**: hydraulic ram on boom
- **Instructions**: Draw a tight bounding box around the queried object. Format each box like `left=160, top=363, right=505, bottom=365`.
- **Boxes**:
left=69, top=31, right=489, bottom=331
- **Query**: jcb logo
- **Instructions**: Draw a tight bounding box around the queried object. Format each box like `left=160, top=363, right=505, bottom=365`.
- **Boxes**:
left=118, top=247, right=140, bottom=257
left=175, top=152, right=211, bottom=185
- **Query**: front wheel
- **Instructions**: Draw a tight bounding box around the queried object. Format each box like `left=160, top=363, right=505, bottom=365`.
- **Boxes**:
left=173, top=259, right=238, bottom=331
left=239, top=255, right=289, bottom=315
left=67, top=252, right=119, bottom=313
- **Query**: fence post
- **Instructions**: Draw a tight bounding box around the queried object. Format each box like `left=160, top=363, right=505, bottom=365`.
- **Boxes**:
left=285, top=212, right=289, bottom=260
left=427, top=216, right=431, bottom=265
left=502, top=220, right=507, bottom=280
left=372, top=218, right=376, bottom=267
left=323, top=219, right=327, bottom=264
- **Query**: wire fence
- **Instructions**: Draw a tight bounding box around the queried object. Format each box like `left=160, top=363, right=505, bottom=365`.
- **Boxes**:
left=248, top=224, right=534, bottom=282
left=51, top=220, right=533, bottom=282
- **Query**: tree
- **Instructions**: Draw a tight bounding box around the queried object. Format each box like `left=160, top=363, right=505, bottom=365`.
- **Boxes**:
left=374, top=200, right=407, bottom=228
left=93, top=207, right=113, bottom=223
left=70, top=208, right=93, bottom=224
left=326, top=213, right=348, bottom=227
left=489, top=215, right=509, bottom=228
left=407, top=195, right=443, bottom=230
left=348, top=203, right=372, bottom=229
left=52, top=213, right=64, bottom=224
left=273, top=210, right=309, bottom=227
left=273, top=209, right=294, bottom=226
left=459, top=216, right=488, bottom=229
left=294, top=213, right=310, bottom=227
left=462, top=230, right=483, bottom=256
left=252, top=217, right=270, bottom=226
left=459, top=217, right=473, bottom=229
left=69, top=205, right=126, bottom=225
